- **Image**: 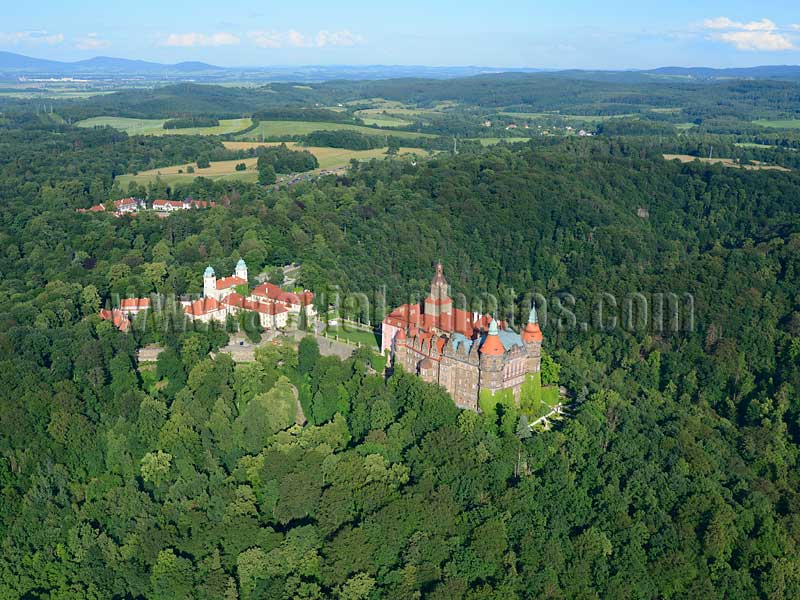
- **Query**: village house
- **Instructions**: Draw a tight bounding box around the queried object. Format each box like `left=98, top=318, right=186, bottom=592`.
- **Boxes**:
left=152, top=199, right=188, bottom=212
left=98, top=296, right=151, bottom=331
left=99, top=309, right=131, bottom=332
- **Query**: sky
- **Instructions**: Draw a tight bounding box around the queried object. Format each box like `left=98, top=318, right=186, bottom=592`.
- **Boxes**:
left=1, top=1, right=800, bottom=69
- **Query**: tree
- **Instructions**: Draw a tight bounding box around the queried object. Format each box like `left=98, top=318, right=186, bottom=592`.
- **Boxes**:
left=258, top=163, right=277, bottom=185
left=298, top=336, right=320, bottom=377
left=151, top=549, right=194, bottom=600
left=80, top=285, right=101, bottom=317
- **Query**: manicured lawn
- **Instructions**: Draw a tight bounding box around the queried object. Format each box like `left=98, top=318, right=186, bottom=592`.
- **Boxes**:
left=324, top=325, right=380, bottom=349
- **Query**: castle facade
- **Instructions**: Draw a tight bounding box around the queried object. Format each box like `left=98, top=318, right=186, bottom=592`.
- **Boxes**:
left=382, top=264, right=543, bottom=411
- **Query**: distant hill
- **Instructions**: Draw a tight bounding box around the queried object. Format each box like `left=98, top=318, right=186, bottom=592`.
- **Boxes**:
left=645, top=65, right=800, bottom=80
left=0, top=52, right=221, bottom=75
left=1, top=50, right=797, bottom=84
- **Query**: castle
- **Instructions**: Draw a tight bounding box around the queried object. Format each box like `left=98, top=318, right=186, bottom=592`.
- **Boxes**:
left=382, top=264, right=543, bottom=411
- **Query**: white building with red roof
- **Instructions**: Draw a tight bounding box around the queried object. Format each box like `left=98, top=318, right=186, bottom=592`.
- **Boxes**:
left=184, top=297, right=228, bottom=323
left=202, top=259, right=249, bottom=301
left=250, top=282, right=316, bottom=319
left=185, top=259, right=311, bottom=330
left=99, top=308, right=131, bottom=332
left=119, top=297, right=151, bottom=316
left=114, top=197, right=144, bottom=214
left=152, top=199, right=189, bottom=212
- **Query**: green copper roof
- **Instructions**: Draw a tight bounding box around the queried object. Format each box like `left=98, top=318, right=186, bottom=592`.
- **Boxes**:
left=528, top=305, right=538, bottom=324
left=236, top=258, right=246, bottom=268
left=204, top=266, right=215, bottom=277
left=488, top=318, right=499, bottom=336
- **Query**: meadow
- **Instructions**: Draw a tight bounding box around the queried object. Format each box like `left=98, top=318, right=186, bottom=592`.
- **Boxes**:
left=753, top=119, right=800, bottom=129
left=236, top=120, right=434, bottom=140
left=353, top=109, right=414, bottom=127
left=663, top=154, right=790, bottom=171
left=75, top=116, right=253, bottom=136
left=116, top=142, right=429, bottom=187
left=499, top=111, right=635, bottom=123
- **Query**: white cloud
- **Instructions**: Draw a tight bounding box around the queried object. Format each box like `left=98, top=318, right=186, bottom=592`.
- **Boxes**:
left=704, top=17, right=776, bottom=31
left=315, top=30, right=363, bottom=47
left=248, top=31, right=283, bottom=48
left=161, top=32, right=240, bottom=47
left=703, top=16, right=795, bottom=51
left=0, top=30, right=63, bottom=45
left=713, top=30, right=794, bottom=51
left=75, top=33, right=110, bottom=50
left=248, top=29, right=364, bottom=49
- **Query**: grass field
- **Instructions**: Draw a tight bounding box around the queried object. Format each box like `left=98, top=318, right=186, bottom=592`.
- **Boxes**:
left=117, top=142, right=429, bottom=187
left=474, top=137, right=532, bottom=145
left=753, top=119, right=800, bottom=129
left=663, top=154, right=790, bottom=171
left=76, top=116, right=253, bottom=136
left=499, top=111, right=635, bottom=123
left=237, top=120, right=433, bottom=140
left=0, top=90, right=115, bottom=99
left=354, top=109, right=414, bottom=127
left=734, top=142, right=775, bottom=149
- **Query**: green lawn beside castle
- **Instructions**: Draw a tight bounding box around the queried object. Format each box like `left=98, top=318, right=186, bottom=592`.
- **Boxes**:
left=479, top=371, right=560, bottom=420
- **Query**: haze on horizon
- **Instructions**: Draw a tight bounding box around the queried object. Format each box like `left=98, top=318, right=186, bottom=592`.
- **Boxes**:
left=2, top=0, right=800, bottom=70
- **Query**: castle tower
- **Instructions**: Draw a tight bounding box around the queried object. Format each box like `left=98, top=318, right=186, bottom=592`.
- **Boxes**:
left=479, top=319, right=506, bottom=393
left=521, top=306, right=543, bottom=373
left=203, top=266, right=216, bottom=298
left=424, top=262, right=453, bottom=324
left=235, top=258, right=248, bottom=281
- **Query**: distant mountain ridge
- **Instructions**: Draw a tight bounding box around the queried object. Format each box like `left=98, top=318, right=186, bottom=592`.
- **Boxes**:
left=0, top=51, right=219, bottom=74
left=0, top=51, right=798, bottom=82
left=646, top=65, right=800, bottom=79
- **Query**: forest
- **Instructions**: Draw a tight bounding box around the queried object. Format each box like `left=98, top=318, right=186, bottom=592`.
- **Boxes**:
left=0, top=86, right=800, bottom=599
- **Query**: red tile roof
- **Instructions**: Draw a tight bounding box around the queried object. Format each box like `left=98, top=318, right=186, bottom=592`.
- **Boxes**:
left=153, top=199, right=185, bottom=208
left=99, top=308, right=130, bottom=332
left=480, top=332, right=505, bottom=355
left=120, top=298, right=151, bottom=311
left=184, top=297, right=224, bottom=317
left=189, top=199, right=216, bottom=209
left=220, top=292, right=246, bottom=308
left=216, top=276, right=247, bottom=290
left=521, top=322, right=543, bottom=343
left=251, top=282, right=314, bottom=306
left=244, top=299, right=289, bottom=315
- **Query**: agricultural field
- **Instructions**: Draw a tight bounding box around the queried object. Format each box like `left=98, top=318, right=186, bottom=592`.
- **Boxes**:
left=75, top=116, right=253, bottom=136
left=753, top=119, right=800, bottom=129
left=117, top=142, right=429, bottom=187
left=116, top=157, right=258, bottom=187
left=663, top=154, right=790, bottom=171
left=734, top=142, right=775, bottom=149
left=354, top=109, right=414, bottom=127
left=0, top=88, right=115, bottom=99
left=499, top=111, right=635, bottom=123
left=474, top=137, right=532, bottom=146
left=237, top=120, right=434, bottom=140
